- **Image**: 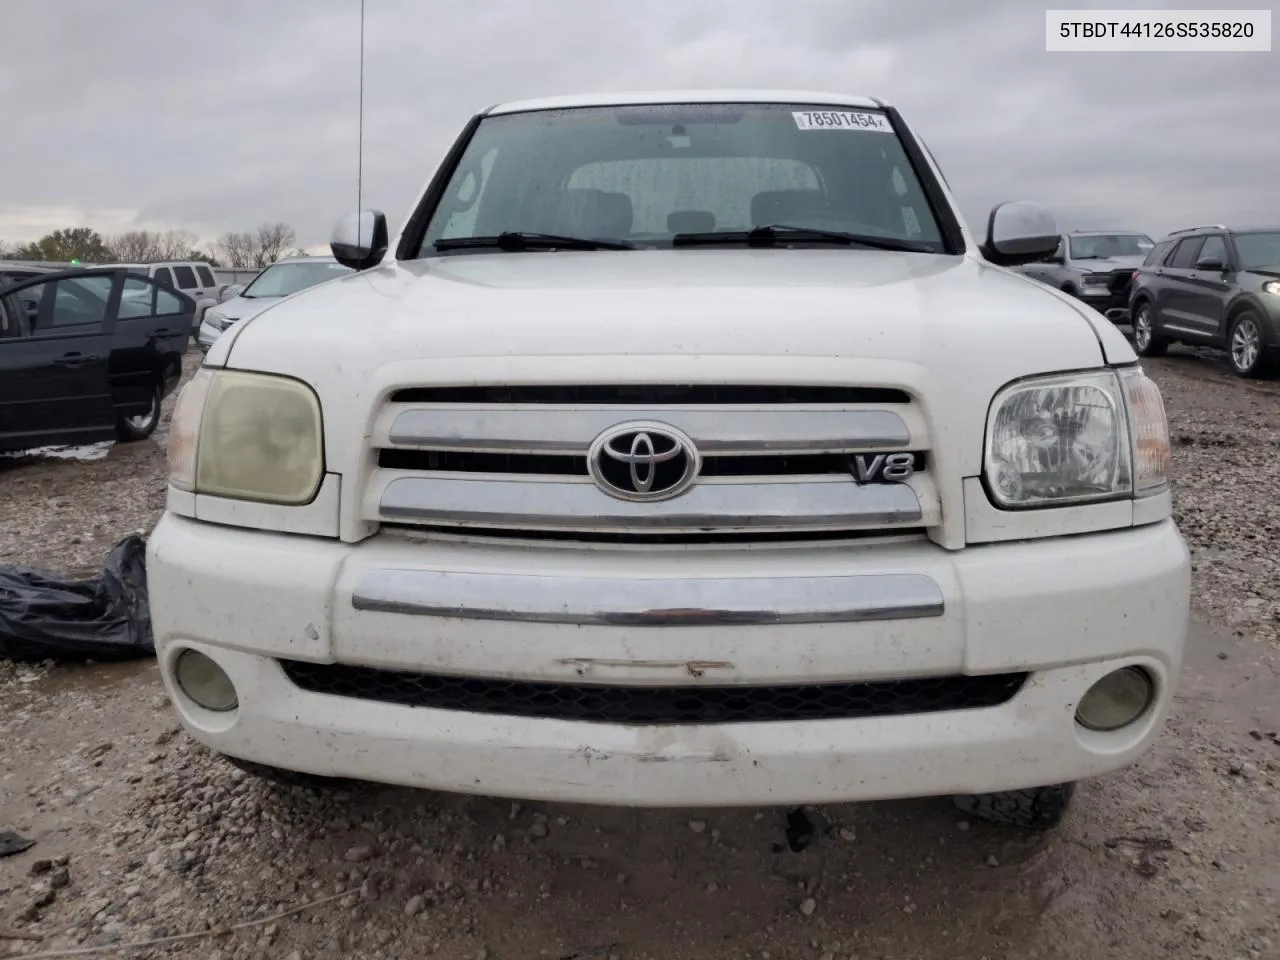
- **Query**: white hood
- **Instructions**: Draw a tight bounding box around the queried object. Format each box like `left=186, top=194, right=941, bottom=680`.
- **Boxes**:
left=209, top=248, right=1134, bottom=477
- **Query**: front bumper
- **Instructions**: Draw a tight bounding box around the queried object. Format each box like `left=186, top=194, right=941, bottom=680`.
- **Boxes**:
left=196, top=320, right=226, bottom=351
left=1077, top=285, right=1130, bottom=320
left=148, top=515, right=1190, bottom=807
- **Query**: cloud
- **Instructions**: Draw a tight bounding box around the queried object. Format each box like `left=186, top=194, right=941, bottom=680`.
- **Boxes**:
left=2, top=0, right=1275, bottom=250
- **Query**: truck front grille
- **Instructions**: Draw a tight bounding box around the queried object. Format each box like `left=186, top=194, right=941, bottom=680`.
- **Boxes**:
left=280, top=660, right=1027, bottom=725
left=364, top=383, right=937, bottom=540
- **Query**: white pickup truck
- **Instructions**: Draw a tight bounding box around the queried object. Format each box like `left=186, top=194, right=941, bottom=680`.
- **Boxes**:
left=149, top=90, right=1190, bottom=829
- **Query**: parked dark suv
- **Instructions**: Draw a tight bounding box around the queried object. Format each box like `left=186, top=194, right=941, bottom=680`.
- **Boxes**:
left=1129, top=225, right=1280, bottom=377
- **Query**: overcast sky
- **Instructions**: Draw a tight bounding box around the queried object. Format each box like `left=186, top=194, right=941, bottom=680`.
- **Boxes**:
left=1, top=0, right=1275, bottom=252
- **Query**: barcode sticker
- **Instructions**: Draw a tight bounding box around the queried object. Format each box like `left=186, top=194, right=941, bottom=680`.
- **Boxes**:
left=793, top=111, right=893, bottom=132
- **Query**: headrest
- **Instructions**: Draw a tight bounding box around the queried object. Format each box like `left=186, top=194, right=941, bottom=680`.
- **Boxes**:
left=667, top=210, right=716, bottom=234
left=750, top=189, right=832, bottom=226
left=561, top=188, right=634, bottom=237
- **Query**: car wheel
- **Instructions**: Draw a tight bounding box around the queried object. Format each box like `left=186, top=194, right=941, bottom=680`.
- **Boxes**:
left=1228, top=310, right=1273, bottom=378
left=1131, top=301, right=1168, bottom=357
left=952, top=782, right=1075, bottom=830
left=224, top=755, right=357, bottom=791
left=115, top=384, right=162, bottom=442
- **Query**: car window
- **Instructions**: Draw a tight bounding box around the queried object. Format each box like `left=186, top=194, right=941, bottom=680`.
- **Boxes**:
left=421, top=102, right=948, bottom=253
left=567, top=157, right=823, bottom=236
left=153, top=267, right=174, bottom=287
left=16, top=275, right=114, bottom=331
left=1068, top=234, right=1154, bottom=260
left=196, top=265, right=216, bottom=287
left=1196, top=235, right=1228, bottom=266
left=240, top=261, right=353, bottom=298
left=1232, top=231, right=1280, bottom=271
left=118, top=276, right=157, bottom=318
left=156, top=287, right=186, bottom=316
left=172, top=265, right=198, bottom=289
left=1168, top=238, right=1204, bottom=269
left=0, top=293, right=22, bottom=338
left=1143, top=240, right=1173, bottom=266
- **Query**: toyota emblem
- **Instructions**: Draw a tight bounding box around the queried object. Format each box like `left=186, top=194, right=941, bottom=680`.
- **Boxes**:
left=587, top=421, right=700, bottom=502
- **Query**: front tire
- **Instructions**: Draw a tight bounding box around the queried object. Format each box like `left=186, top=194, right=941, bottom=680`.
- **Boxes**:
left=1228, top=310, right=1273, bottom=378
left=115, top=384, right=162, bottom=442
left=1131, top=301, right=1168, bottom=357
left=952, top=783, right=1075, bottom=830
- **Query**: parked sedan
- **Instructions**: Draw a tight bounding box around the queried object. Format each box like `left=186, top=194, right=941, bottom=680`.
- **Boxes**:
left=0, top=268, right=191, bottom=453
left=198, top=256, right=352, bottom=353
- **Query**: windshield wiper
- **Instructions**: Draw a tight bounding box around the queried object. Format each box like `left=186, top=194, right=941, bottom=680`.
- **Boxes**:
left=435, top=232, right=635, bottom=252
left=672, top=224, right=932, bottom=253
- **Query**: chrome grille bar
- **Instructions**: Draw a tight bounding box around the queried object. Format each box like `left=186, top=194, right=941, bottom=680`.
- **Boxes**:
left=385, top=406, right=912, bottom=455
left=376, top=475, right=927, bottom=533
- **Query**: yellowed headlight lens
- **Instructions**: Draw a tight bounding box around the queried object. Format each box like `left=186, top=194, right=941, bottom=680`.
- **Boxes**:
left=194, top=371, right=324, bottom=504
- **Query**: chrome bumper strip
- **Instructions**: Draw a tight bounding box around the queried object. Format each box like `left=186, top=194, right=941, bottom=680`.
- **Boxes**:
left=352, top=569, right=945, bottom=625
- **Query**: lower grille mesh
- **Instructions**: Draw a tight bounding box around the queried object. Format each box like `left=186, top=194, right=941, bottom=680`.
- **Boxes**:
left=279, top=661, right=1028, bottom=725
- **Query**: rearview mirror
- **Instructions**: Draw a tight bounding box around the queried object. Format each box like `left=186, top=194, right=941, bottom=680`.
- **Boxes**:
left=981, top=201, right=1060, bottom=267
left=330, top=210, right=389, bottom=271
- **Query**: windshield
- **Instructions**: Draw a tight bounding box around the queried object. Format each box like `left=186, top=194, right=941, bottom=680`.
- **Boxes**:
left=1233, top=231, right=1280, bottom=270
left=418, top=103, right=948, bottom=254
left=241, top=260, right=352, bottom=298
left=1068, top=234, right=1154, bottom=260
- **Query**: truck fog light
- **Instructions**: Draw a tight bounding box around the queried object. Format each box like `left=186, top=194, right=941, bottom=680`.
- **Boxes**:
left=174, top=649, right=238, bottom=712
left=1075, top=666, right=1153, bottom=731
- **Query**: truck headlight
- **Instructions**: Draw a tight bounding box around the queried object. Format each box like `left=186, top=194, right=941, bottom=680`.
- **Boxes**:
left=167, top=369, right=324, bottom=504
left=984, top=368, right=1169, bottom=508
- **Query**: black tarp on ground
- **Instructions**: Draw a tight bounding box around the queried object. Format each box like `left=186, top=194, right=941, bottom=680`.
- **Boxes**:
left=0, top=535, right=153, bottom=661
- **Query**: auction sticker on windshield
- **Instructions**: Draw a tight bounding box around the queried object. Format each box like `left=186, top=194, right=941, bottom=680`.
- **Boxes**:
left=793, top=111, right=892, bottom=132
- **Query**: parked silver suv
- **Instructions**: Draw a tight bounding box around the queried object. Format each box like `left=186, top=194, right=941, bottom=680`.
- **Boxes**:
left=1017, top=231, right=1155, bottom=322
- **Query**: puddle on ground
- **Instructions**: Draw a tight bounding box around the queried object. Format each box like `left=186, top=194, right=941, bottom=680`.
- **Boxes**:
left=0, top=442, right=115, bottom=463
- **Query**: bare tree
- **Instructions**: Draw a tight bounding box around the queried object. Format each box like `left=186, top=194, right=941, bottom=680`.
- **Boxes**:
left=109, top=230, right=162, bottom=262
left=253, top=222, right=296, bottom=267
left=216, top=231, right=256, bottom=269
left=216, top=223, right=297, bottom=268
left=155, top=229, right=197, bottom=261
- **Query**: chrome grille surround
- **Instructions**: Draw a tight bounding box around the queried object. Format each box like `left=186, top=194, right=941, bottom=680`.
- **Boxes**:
left=364, top=386, right=937, bottom=538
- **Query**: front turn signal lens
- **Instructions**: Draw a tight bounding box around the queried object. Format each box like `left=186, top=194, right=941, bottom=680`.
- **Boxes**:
left=1119, top=368, right=1171, bottom=496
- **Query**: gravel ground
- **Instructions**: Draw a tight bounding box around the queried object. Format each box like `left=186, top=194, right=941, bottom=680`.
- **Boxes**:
left=2, top=345, right=1278, bottom=960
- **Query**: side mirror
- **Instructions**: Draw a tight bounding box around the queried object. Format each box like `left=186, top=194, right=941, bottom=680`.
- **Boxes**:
left=1195, top=258, right=1226, bottom=273
left=219, top=284, right=244, bottom=302
left=980, top=201, right=1060, bottom=267
left=330, top=210, right=389, bottom=271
